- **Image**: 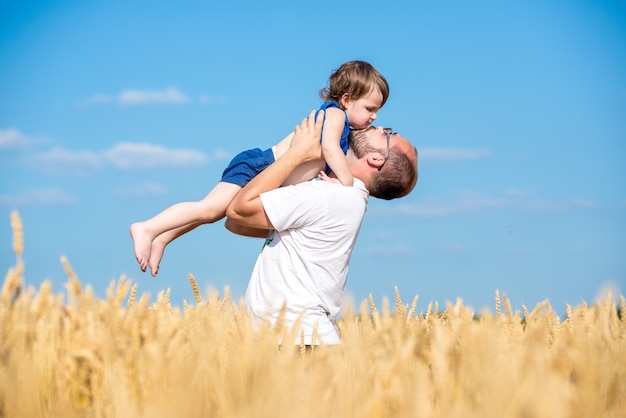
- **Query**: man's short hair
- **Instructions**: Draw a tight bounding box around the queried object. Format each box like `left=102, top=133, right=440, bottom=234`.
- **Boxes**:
left=369, top=147, right=417, bottom=200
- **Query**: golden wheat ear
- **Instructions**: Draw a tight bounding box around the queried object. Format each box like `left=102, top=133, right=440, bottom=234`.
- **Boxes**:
left=188, top=273, right=202, bottom=304
left=2, top=211, right=24, bottom=310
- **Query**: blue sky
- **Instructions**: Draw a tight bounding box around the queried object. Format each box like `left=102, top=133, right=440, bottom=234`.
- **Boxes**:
left=1, top=0, right=625, bottom=316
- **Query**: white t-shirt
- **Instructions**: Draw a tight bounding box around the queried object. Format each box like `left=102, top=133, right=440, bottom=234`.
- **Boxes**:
left=244, top=178, right=369, bottom=345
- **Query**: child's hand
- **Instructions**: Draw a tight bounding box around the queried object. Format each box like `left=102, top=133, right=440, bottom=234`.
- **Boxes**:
left=318, top=171, right=341, bottom=184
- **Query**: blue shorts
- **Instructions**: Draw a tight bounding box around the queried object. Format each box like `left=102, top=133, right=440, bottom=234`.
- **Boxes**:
left=221, top=147, right=275, bottom=186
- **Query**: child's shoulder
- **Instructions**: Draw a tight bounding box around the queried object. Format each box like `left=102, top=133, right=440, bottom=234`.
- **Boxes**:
left=321, top=105, right=346, bottom=122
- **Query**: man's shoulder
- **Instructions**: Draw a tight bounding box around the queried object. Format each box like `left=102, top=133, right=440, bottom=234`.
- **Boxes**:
left=319, top=178, right=369, bottom=207
left=289, top=178, right=368, bottom=202
left=352, top=178, right=368, bottom=192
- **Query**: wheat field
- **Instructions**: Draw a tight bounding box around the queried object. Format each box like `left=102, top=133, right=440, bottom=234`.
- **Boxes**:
left=1, top=211, right=625, bottom=418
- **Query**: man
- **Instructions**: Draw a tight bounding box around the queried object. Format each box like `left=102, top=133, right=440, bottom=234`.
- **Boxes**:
left=226, top=110, right=418, bottom=345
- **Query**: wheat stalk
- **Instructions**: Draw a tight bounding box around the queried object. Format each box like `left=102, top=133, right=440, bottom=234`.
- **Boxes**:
left=116, top=276, right=132, bottom=305
left=502, top=292, right=513, bottom=321
left=495, top=290, right=501, bottom=316
left=188, top=273, right=202, bottom=303
left=394, top=287, right=403, bottom=310
left=1, top=266, right=22, bottom=311
left=10, top=211, right=23, bottom=259
left=273, top=302, right=287, bottom=335
left=218, top=286, right=231, bottom=311
left=310, top=320, right=319, bottom=349
left=407, top=295, right=419, bottom=321
left=61, top=256, right=82, bottom=297
left=368, top=294, right=378, bottom=317
left=565, top=304, right=574, bottom=331
left=127, top=284, right=137, bottom=308
left=1, top=211, right=25, bottom=310
left=522, top=304, right=529, bottom=320
left=299, top=330, right=306, bottom=357
left=369, top=294, right=381, bottom=329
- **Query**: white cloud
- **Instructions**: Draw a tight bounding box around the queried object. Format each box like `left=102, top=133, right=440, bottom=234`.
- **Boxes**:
left=27, top=147, right=104, bottom=176
left=35, top=147, right=104, bottom=168
left=375, top=190, right=601, bottom=218
left=104, top=142, right=208, bottom=169
left=0, top=128, right=31, bottom=149
left=419, top=147, right=493, bottom=162
left=78, top=88, right=221, bottom=107
left=116, top=181, right=167, bottom=197
left=118, top=87, right=189, bottom=106
left=29, top=142, right=209, bottom=172
left=0, top=188, right=76, bottom=207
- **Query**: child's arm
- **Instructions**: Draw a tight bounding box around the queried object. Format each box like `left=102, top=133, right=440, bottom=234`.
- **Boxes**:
left=320, top=107, right=354, bottom=186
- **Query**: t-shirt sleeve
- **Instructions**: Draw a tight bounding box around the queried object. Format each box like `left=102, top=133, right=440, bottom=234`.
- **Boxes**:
left=260, top=180, right=327, bottom=232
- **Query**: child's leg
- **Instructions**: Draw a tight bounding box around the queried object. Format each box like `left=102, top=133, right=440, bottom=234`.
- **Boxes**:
left=130, top=182, right=242, bottom=274
left=272, top=131, right=294, bottom=159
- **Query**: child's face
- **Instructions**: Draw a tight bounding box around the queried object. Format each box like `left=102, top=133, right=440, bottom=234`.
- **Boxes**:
left=342, top=88, right=384, bottom=130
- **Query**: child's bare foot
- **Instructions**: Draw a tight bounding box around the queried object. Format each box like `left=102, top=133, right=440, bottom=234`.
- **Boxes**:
left=130, top=222, right=152, bottom=272
left=148, top=238, right=166, bottom=277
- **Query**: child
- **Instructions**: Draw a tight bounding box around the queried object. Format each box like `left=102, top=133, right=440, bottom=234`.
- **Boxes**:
left=130, top=60, right=389, bottom=276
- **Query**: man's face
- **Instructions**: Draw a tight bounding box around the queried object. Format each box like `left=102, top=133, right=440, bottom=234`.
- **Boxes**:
left=351, top=126, right=398, bottom=158
left=350, top=126, right=418, bottom=174
left=349, top=127, right=382, bottom=158
left=348, top=126, right=418, bottom=199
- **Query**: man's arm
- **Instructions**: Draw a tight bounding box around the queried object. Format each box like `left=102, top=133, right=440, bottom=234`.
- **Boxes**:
left=226, top=110, right=324, bottom=229
left=224, top=218, right=269, bottom=238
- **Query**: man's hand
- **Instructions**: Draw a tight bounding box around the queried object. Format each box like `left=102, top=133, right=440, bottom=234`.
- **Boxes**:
left=285, top=110, right=324, bottom=163
left=226, top=110, right=325, bottom=230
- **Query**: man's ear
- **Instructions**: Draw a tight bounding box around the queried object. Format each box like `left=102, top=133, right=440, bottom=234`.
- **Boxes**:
left=367, top=152, right=385, bottom=170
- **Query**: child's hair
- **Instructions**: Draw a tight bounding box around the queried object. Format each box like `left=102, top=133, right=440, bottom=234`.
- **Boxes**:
left=319, top=60, right=390, bottom=108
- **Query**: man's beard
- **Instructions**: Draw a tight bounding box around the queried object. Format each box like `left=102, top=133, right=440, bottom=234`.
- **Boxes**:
left=349, top=128, right=378, bottom=158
